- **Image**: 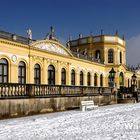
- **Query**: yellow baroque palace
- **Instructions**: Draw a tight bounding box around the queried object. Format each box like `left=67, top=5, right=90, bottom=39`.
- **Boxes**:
left=0, top=29, right=140, bottom=88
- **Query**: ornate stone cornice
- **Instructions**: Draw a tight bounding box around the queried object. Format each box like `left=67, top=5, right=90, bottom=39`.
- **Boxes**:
left=0, top=38, right=28, bottom=48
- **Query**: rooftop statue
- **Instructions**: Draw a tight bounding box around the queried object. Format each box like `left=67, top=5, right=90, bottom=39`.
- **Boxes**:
left=27, top=29, right=32, bottom=40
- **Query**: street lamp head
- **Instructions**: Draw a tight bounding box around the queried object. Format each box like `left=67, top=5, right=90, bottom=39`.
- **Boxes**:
left=131, top=73, right=137, bottom=93
left=132, top=73, right=137, bottom=82
left=109, top=67, right=116, bottom=80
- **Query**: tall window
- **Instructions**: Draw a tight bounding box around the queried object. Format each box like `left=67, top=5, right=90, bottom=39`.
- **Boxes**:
left=120, top=51, right=122, bottom=64
left=61, top=68, right=66, bottom=85
left=94, top=73, right=97, bottom=86
left=108, top=49, right=114, bottom=63
left=80, top=71, right=83, bottom=86
left=18, top=61, right=26, bottom=83
left=0, top=58, right=8, bottom=83
left=48, top=65, right=55, bottom=85
left=95, top=50, right=100, bottom=59
left=100, top=74, right=103, bottom=87
left=128, top=79, right=130, bottom=87
left=87, top=72, right=90, bottom=86
left=34, top=64, right=40, bottom=84
left=119, top=72, right=124, bottom=86
left=71, top=69, right=75, bottom=85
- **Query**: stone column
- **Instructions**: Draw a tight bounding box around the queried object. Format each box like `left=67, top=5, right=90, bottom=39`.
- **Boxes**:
left=83, top=71, right=87, bottom=86
left=56, top=61, right=61, bottom=85
left=117, top=49, right=120, bottom=65
left=91, top=73, right=94, bottom=86
left=42, top=58, right=47, bottom=84
left=29, top=56, right=34, bottom=84
left=104, top=48, right=107, bottom=64
left=114, top=48, right=117, bottom=65
left=123, top=51, right=126, bottom=65
left=104, top=76, right=108, bottom=87
left=75, top=71, right=79, bottom=86
left=116, top=72, right=120, bottom=88
left=98, top=74, right=100, bottom=87
left=11, top=63, right=18, bottom=83
left=67, top=63, right=71, bottom=85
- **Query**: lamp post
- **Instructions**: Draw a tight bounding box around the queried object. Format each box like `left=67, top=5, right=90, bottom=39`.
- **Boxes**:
left=109, top=67, right=116, bottom=88
left=131, top=73, right=138, bottom=102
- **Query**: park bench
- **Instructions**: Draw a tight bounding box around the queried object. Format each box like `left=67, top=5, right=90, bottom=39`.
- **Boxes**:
left=80, top=100, right=98, bottom=111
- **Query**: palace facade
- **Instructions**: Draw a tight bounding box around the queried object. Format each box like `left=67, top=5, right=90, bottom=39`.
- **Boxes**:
left=0, top=29, right=140, bottom=89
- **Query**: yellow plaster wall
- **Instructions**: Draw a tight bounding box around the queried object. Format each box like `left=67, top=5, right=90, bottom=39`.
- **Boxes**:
left=0, top=38, right=140, bottom=88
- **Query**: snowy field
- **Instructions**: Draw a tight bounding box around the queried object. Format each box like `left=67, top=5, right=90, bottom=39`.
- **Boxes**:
left=0, top=103, right=140, bottom=140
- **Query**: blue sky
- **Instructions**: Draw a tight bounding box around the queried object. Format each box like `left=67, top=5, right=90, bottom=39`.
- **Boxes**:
left=0, top=0, right=140, bottom=64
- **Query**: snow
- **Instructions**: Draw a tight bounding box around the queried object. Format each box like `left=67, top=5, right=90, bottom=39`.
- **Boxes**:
left=1, top=103, right=140, bottom=140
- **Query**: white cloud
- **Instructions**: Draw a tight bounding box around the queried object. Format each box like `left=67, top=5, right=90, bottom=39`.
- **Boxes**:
left=126, top=34, right=140, bottom=65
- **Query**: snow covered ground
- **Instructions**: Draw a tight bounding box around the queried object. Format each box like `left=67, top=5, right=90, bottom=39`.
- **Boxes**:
left=0, top=103, right=140, bottom=140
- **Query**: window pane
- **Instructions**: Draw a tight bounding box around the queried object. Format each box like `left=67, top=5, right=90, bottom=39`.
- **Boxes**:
left=0, top=66, right=2, bottom=75
left=0, top=76, right=2, bottom=83
left=22, top=68, right=25, bottom=76
left=35, top=64, right=39, bottom=69
left=0, top=58, right=7, bottom=64
left=37, top=70, right=40, bottom=77
left=18, top=68, right=21, bottom=76
left=19, top=62, right=25, bottom=66
left=48, top=65, right=55, bottom=85
left=48, top=72, right=50, bottom=79
left=61, top=68, right=66, bottom=85
left=108, top=49, right=113, bottom=63
left=34, top=70, right=36, bottom=77
left=4, top=65, right=7, bottom=75
left=4, top=76, right=7, bottom=83
left=19, top=77, right=21, bottom=83
left=22, top=78, right=25, bottom=84
left=37, top=79, right=39, bottom=84
left=51, top=72, right=54, bottom=78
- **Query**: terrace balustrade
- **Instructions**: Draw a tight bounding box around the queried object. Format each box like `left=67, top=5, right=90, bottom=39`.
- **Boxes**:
left=0, top=83, right=113, bottom=99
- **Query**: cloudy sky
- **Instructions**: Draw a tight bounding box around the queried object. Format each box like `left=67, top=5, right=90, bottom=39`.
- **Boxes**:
left=0, top=0, right=140, bottom=65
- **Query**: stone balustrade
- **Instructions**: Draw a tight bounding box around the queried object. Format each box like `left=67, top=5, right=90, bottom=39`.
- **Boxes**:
left=0, top=83, right=113, bottom=99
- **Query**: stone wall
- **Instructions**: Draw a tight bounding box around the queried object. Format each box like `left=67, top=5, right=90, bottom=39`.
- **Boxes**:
left=0, top=95, right=117, bottom=119
left=117, top=98, right=136, bottom=104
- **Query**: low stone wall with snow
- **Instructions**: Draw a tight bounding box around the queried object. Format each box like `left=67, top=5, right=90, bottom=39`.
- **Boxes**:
left=0, top=95, right=117, bottom=119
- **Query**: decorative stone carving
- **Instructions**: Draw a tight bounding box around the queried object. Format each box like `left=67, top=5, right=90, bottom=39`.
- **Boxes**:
left=11, top=55, right=17, bottom=63
left=34, top=43, right=69, bottom=56
left=31, top=55, right=43, bottom=62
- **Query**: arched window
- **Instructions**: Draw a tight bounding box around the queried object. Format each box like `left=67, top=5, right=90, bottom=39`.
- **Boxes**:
left=108, top=49, right=114, bottom=63
left=71, top=69, right=75, bottom=85
left=0, top=58, right=8, bottom=83
left=48, top=65, right=55, bottom=85
left=100, top=74, right=103, bottom=87
left=119, top=72, right=124, bottom=86
left=34, top=64, right=40, bottom=84
left=95, top=50, right=100, bottom=59
left=94, top=73, right=98, bottom=86
left=18, top=61, right=26, bottom=83
left=80, top=71, right=83, bottom=86
left=87, top=72, right=90, bottom=86
left=61, top=68, right=66, bottom=85
left=120, top=51, right=122, bottom=64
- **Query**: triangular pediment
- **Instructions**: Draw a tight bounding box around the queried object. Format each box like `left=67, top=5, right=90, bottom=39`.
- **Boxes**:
left=31, top=40, right=73, bottom=57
